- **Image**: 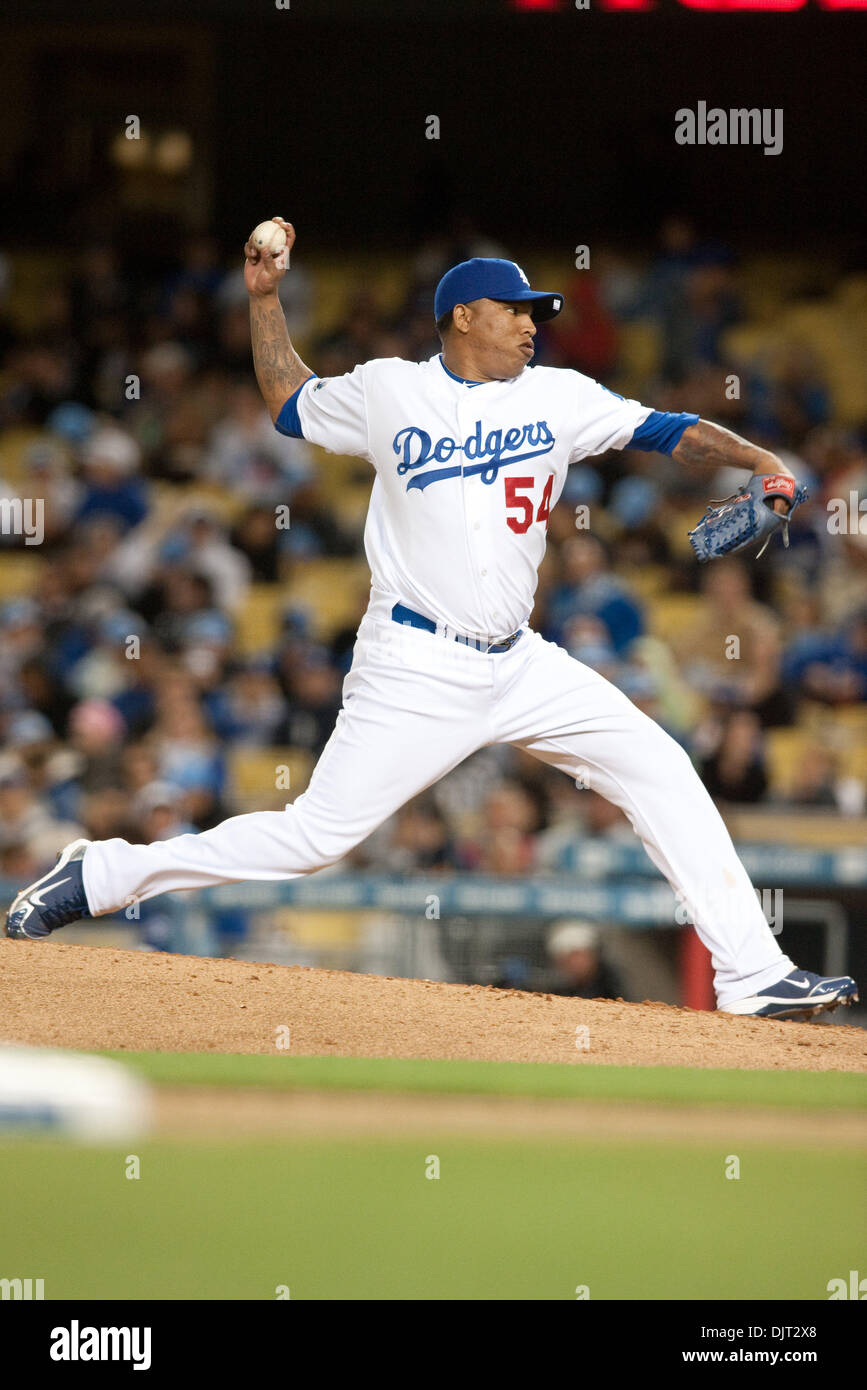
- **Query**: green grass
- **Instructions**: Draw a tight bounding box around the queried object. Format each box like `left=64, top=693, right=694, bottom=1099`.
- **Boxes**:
left=98, top=1050, right=867, bottom=1111
left=0, top=1136, right=861, bottom=1299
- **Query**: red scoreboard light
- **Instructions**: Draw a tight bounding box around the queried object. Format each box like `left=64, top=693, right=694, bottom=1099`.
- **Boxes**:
left=673, top=0, right=867, bottom=7
left=597, top=0, right=867, bottom=7
left=510, top=0, right=867, bottom=9
left=673, top=1, right=809, bottom=7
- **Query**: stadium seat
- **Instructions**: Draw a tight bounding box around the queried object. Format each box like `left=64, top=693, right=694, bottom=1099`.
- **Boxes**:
left=764, top=727, right=814, bottom=796
left=618, top=320, right=661, bottom=383
left=308, top=257, right=410, bottom=338
left=828, top=706, right=867, bottom=740
left=0, top=550, right=42, bottom=596
left=373, top=265, right=412, bottom=318
left=311, top=446, right=367, bottom=502
left=235, top=585, right=284, bottom=653
left=824, top=710, right=867, bottom=784
left=0, top=426, right=45, bottom=487
left=619, top=563, right=669, bottom=601
left=227, top=745, right=314, bottom=812
left=273, top=910, right=360, bottom=947
left=661, top=504, right=703, bottom=561
left=649, top=594, right=706, bottom=643
left=151, top=482, right=247, bottom=526
left=781, top=303, right=867, bottom=425
left=328, top=482, right=372, bottom=535
left=726, top=807, right=867, bottom=848
left=237, top=566, right=371, bottom=653
left=737, top=255, right=837, bottom=324
left=281, top=558, right=371, bottom=640
left=800, top=703, right=867, bottom=752
left=720, top=323, right=785, bottom=365
left=6, top=253, right=67, bottom=332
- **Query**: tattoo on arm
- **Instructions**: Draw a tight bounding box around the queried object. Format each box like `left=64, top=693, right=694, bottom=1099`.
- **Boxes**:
left=249, top=295, right=313, bottom=422
left=673, top=419, right=790, bottom=478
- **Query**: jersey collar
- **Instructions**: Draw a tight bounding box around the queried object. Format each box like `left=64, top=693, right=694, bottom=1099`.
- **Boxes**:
left=438, top=355, right=485, bottom=388
left=437, top=354, right=529, bottom=389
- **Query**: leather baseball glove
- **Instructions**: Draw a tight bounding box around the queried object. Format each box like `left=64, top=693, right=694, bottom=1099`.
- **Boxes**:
left=688, top=473, right=808, bottom=563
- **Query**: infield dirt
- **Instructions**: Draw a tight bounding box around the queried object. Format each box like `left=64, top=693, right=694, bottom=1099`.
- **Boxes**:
left=1, top=941, right=864, bottom=1071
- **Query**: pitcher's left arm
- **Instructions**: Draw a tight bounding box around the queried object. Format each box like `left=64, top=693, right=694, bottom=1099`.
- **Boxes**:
left=673, top=419, right=793, bottom=515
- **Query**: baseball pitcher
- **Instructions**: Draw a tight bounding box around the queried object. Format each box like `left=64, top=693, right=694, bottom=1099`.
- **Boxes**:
left=6, top=218, right=858, bottom=1021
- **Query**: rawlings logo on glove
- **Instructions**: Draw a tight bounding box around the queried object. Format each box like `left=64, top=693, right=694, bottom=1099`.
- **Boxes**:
left=688, top=473, right=808, bottom=563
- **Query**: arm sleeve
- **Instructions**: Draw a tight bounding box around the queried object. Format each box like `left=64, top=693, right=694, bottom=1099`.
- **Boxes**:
left=627, top=409, right=700, bottom=456
left=274, top=362, right=371, bottom=459
left=568, top=375, right=655, bottom=462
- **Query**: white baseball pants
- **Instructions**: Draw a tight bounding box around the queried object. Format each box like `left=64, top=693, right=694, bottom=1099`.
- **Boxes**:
left=83, top=606, right=793, bottom=1006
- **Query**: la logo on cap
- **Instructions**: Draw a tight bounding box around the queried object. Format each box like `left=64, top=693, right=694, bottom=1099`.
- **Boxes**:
left=512, top=263, right=530, bottom=286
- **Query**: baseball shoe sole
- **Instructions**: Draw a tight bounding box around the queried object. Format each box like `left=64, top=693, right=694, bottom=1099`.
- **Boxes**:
left=720, top=968, right=859, bottom=1021
left=5, top=839, right=93, bottom=940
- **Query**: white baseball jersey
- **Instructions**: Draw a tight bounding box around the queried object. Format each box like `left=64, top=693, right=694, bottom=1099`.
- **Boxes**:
left=277, top=355, right=663, bottom=641
left=83, top=353, right=789, bottom=1008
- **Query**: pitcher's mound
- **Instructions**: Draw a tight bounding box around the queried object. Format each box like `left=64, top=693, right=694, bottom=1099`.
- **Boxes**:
left=1, top=941, right=864, bottom=1071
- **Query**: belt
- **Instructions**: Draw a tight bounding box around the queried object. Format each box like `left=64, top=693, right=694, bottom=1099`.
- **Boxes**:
left=391, top=603, right=523, bottom=654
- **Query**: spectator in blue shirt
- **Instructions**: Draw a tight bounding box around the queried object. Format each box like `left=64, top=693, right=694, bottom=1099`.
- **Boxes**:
left=546, top=533, right=644, bottom=656
left=783, top=607, right=867, bottom=704
left=74, top=425, right=148, bottom=533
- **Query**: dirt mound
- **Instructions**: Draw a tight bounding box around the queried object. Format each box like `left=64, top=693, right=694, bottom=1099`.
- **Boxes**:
left=1, top=941, right=864, bottom=1071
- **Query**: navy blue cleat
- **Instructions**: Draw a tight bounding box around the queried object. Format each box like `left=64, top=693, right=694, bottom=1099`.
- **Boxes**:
left=5, top=839, right=93, bottom=940
left=721, top=969, right=859, bottom=1021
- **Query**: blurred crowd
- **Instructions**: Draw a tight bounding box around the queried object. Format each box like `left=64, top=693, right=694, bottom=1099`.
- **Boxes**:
left=1, top=216, right=866, bottom=919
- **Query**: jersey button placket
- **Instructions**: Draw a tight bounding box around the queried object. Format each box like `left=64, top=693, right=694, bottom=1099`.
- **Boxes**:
left=456, top=395, right=488, bottom=632
left=458, top=391, right=483, bottom=581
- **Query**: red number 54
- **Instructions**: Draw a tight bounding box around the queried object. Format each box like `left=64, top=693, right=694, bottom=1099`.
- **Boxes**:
left=504, top=474, right=554, bottom=533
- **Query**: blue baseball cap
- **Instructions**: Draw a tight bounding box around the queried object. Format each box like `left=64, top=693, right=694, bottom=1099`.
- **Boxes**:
left=434, top=258, right=563, bottom=325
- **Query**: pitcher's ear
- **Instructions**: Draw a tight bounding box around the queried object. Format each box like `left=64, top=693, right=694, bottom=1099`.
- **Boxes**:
left=452, top=303, right=472, bottom=335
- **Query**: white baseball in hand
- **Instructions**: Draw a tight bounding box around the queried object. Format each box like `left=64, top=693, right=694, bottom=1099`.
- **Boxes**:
left=250, top=220, right=287, bottom=255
